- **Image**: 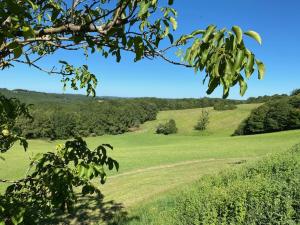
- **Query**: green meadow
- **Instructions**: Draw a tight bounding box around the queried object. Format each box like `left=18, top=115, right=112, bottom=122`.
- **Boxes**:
left=1, top=103, right=300, bottom=224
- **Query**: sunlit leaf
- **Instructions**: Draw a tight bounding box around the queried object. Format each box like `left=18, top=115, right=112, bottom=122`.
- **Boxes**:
left=256, top=59, right=265, bottom=79
left=232, top=26, right=243, bottom=44
left=244, top=30, right=262, bottom=45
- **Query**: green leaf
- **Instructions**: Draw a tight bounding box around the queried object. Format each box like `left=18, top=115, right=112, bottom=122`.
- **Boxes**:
left=234, top=49, right=245, bottom=72
left=244, top=30, right=262, bottom=45
left=206, top=77, right=219, bottom=95
left=232, top=26, right=243, bottom=44
left=133, top=36, right=144, bottom=61
left=213, top=57, right=221, bottom=77
left=239, top=76, right=248, bottom=96
left=245, top=52, right=255, bottom=78
left=169, top=17, right=177, bottom=30
left=222, top=86, right=230, bottom=99
left=87, top=166, right=94, bottom=179
left=213, top=29, right=225, bottom=43
left=225, top=59, right=234, bottom=76
left=27, top=0, right=38, bottom=10
left=168, top=0, right=174, bottom=5
left=256, top=59, right=265, bottom=79
left=13, top=46, right=22, bottom=59
left=167, top=33, right=174, bottom=44
left=202, top=25, right=216, bottom=43
left=176, top=34, right=194, bottom=44
left=138, top=2, right=150, bottom=17
left=11, top=207, right=25, bottom=225
left=191, top=30, right=205, bottom=36
left=78, top=164, right=86, bottom=177
left=22, top=26, right=35, bottom=38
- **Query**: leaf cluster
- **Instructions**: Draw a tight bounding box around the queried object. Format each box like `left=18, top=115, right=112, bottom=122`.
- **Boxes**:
left=177, top=25, right=265, bottom=98
left=0, top=95, right=31, bottom=153
left=0, top=137, right=118, bottom=224
left=0, top=1, right=264, bottom=98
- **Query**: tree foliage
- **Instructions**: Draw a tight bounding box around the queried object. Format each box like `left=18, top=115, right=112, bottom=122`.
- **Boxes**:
left=156, top=119, right=177, bottom=135
left=291, top=88, right=300, bottom=96
left=1, top=89, right=247, bottom=140
left=13, top=100, right=158, bottom=139
left=234, top=95, right=300, bottom=135
left=194, top=109, right=210, bottom=131
left=0, top=96, right=119, bottom=224
left=0, top=95, right=30, bottom=153
left=213, top=102, right=237, bottom=111
left=0, top=0, right=264, bottom=98
left=1, top=138, right=118, bottom=224
left=246, top=94, right=288, bottom=103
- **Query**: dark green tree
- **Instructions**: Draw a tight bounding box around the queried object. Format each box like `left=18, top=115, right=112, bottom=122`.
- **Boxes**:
left=156, top=119, right=177, bottom=135
left=234, top=96, right=300, bottom=135
left=291, top=89, right=300, bottom=96
left=194, top=109, right=210, bottom=131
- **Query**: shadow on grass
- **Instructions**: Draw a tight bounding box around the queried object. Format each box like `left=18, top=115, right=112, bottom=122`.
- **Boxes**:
left=42, top=194, right=138, bottom=225
left=228, top=159, right=247, bottom=165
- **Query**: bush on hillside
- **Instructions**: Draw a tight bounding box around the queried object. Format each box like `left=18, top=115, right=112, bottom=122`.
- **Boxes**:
left=194, top=110, right=209, bottom=131
left=156, top=119, right=178, bottom=135
left=213, top=102, right=237, bottom=111
left=234, top=95, right=300, bottom=135
left=173, top=144, right=300, bottom=225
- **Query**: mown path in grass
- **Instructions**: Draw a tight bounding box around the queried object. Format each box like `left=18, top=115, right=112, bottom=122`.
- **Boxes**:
left=1, top=103, right=300, bottom=223
left=99, top=157, right=254, bottom=208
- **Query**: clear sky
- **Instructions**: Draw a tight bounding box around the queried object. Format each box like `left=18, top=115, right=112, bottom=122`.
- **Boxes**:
left=1, top=0, right=299, bottom=99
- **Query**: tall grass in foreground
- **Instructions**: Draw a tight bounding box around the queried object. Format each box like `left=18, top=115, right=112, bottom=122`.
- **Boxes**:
left=122, top=144, right=300, bottom=225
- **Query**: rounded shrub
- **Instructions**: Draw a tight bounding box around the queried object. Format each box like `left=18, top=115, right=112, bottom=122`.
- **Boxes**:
left=156, top=119, right=178, bottom=135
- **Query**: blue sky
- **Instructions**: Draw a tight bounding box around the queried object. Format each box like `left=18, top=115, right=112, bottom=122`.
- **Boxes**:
left=1, top=0, right=299, bottom=99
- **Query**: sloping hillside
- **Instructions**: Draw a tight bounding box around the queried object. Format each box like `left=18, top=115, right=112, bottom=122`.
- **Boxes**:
left=140, top=104, right=261, bottom=136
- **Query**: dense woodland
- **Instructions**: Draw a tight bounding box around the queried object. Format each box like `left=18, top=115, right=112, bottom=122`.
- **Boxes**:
left=0, top=88, right=298, bottom=139
left=235, top=95, right=300, bottom=135
left=0, top=88, right=238, bottom=139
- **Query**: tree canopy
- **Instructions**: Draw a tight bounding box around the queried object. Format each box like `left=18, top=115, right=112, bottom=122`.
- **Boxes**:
left=234, top=95, right=300, bottom=135
left=1, top=0, right=264, bottom=98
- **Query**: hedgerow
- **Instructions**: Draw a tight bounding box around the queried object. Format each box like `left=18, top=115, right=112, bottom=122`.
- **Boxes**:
left=173, top=144, right=300, bottom=225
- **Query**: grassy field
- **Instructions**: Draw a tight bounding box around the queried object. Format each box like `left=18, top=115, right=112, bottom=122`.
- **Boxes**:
left=1, top=103, right=300, bottom=224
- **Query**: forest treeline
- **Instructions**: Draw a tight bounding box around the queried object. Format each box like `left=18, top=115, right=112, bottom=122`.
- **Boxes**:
left=0, top=88, right=294, bottom=139
left=234, top=95, right=300, bottom=135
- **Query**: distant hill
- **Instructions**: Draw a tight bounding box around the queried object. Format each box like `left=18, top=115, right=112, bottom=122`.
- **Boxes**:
left=0, top=87, right=291, bottom=106
left=0, top=88, right=241, bottom=106
left=0, top=88, right=98, bottom=104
